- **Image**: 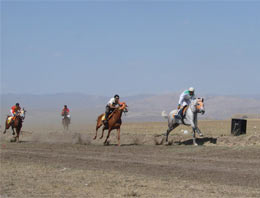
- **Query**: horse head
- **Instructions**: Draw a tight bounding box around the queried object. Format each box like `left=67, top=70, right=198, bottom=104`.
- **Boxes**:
left=119, top=102, right=128, bottom=113
left=191, top=98, right=205, bottom=114
left=18, top=108, right=26, bottom=120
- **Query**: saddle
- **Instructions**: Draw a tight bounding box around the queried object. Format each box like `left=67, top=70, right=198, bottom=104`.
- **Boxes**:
left=101, top=112, right=114, bottom=122
left=7, top=115, right=18, bottom=125
left=7, top=116, right=13, bottom=124
left=173, top=106, right=188, bottom=123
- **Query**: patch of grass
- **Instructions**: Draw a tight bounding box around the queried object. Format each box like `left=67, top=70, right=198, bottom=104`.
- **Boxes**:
left=125, top=191, right=139, bottom=197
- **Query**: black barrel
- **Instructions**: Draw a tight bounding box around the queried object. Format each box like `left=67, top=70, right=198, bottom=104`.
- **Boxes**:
left=231, top=119, right=247, bottom=136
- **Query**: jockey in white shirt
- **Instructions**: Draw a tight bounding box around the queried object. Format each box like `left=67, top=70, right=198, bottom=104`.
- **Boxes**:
left=104, top=94, right=121, bottom=124
left=175, top=87, right=195, bottom=119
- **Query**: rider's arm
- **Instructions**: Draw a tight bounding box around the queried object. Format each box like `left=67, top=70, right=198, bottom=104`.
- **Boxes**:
left=107, top=98, right=117, bottom=108
left=178, top=93, right=185, bottom=106
left=109, top=104, right=118, bottom=108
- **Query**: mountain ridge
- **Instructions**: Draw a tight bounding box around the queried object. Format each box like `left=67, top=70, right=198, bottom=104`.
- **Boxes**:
left=1, top=93, right=260, bottom=124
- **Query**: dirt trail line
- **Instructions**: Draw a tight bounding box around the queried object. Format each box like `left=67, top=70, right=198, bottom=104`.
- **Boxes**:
left=1, top=142, right=260, bottom=190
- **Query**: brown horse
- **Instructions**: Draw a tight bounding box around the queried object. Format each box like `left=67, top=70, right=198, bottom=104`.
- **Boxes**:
left=3, top=109, right=26, bottom=142
left=93, top=102, right=128, bottom=146
left=62, top=111, right=70, bottom=131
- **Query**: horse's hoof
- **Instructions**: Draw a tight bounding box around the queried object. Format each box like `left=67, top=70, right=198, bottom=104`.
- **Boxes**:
left=193, top=143, right=198, bottom=146
left=99, top=136, right=103, bottom=139
left=93, top=136, right=96, bottom=140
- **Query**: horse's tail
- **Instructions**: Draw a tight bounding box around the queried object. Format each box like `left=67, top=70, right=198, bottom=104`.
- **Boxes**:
left=161, top=111, right=168, bottom=119
left=96, top=114, right=104, bottom=127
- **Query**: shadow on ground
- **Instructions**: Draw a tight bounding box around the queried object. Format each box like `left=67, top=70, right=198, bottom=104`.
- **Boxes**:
left=175, top=137, right=217, bottom=145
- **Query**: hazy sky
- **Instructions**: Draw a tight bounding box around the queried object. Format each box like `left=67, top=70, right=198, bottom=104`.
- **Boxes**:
left=1, top=1, right=260, bottom=96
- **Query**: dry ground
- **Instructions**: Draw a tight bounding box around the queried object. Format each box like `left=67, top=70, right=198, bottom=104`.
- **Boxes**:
left=1, top=120, right=260, bottom=198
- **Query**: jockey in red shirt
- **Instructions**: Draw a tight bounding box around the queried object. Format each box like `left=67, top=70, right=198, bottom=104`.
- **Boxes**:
left=10, top=103, right=21, bottom=117
left=61, top=105, right=70, bottom=119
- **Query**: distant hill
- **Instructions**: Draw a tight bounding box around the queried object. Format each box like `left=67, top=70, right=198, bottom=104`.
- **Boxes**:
left=1, top=93, right=260, bottom=126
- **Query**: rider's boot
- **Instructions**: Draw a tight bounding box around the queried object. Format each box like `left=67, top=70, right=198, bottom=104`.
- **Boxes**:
left=174, top=108, right=183, bottom=120
left=103, top=113, right=109, bottom=126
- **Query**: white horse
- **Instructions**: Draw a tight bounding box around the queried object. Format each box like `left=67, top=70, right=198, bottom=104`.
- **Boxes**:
left=161, top=98, right=205, bottom=146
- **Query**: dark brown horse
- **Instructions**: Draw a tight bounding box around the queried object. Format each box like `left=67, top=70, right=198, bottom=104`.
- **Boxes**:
left=93, top=102, right=128, bottom=146
left=3, top=109, right=26, bottom=142
left=62, top=111, right=70, bottom=131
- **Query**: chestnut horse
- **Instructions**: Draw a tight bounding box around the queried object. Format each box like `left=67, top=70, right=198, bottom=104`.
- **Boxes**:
left=93, top=102, right=128, bottom=146
left=3, top=109, right=26, bottom=142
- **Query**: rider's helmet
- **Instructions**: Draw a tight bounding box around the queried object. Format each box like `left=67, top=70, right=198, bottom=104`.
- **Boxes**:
left=188, top=87, right=195, bottom=96
left=16, top=103, right=20, bottom=107
left=64, top=105, right=67, bottom=108
left=114, top=94, right=120, bottom=99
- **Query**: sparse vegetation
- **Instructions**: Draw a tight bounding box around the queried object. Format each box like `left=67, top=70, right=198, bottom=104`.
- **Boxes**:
left=125, top=191, right=139, bottom=197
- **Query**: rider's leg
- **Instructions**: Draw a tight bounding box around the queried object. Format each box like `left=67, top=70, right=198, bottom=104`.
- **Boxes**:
left=175, top=107, right=184, bottom=119
left=104, top=106, right=110, bottom=123
left=10, top=110, right=14, bottom=117
left=9, top=111, right=15, bottom=124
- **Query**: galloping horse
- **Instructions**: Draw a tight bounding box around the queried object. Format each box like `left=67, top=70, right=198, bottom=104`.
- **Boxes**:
left=3, top=108, right=26, bottom=142
left=62, top=111, right=70, bottom=131
left=93, top=102, right=128, bottom=146
left=161, top=98, right=205, bottom=146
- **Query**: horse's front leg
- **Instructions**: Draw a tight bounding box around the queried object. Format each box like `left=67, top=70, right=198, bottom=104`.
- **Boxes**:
left=192, top=127, right=198, bottom=146
left=194, top=117, right=203, bottom=137
left=117, top=128, right=120, bottom=146
left=11, top=127, right=15, bottom=136
left=104, top=128, right=112, bottom=145
left=16, top=128, right=20, bottom=143
left=196, top=127, right=203, bottom=137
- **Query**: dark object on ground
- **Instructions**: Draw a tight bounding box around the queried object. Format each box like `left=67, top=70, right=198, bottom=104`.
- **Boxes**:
left=231, top=118, right=247, bottom=136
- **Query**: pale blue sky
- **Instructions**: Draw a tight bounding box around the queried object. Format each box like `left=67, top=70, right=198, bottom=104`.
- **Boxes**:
left=1, top=1, right=260, bottom=96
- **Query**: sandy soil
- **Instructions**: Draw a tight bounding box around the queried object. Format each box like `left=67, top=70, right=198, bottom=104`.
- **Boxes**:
left=1, top=120, right=260, bottom=198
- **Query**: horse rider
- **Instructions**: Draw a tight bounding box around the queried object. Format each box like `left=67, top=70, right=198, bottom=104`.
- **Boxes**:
left=104, top=94, right=121, bottom=124
left=61, top=105, right=70, bottom=119
left=9, top=103, right=21, bottom=124
left=175, top=87, right=196, bottom=120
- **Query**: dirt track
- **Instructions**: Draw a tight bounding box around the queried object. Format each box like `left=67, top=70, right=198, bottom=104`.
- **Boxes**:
left=1, top=121, right=260, bottom=197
